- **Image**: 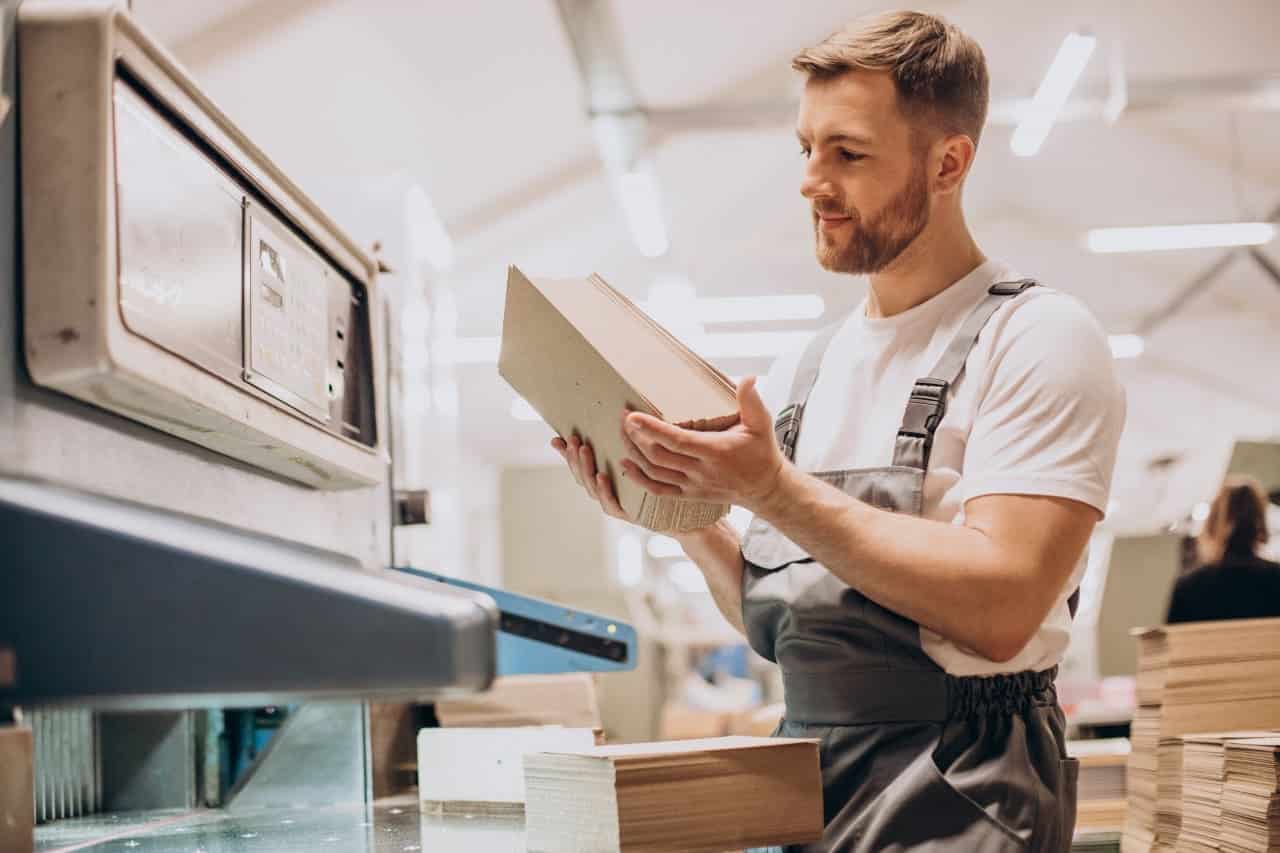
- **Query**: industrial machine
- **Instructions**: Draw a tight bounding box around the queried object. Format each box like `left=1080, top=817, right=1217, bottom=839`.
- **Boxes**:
left=0, top=2, right=634, bottom=850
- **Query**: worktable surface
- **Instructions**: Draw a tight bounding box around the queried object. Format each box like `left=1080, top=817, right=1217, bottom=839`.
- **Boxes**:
left=36, top=796, right=525, bottom=852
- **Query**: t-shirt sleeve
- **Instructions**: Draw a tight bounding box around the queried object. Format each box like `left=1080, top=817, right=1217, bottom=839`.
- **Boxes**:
left=959, top=292, right=1127, bottom=515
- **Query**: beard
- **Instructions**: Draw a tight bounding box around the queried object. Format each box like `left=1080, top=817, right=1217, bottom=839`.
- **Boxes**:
left=813, top=159, right=930, bottom=275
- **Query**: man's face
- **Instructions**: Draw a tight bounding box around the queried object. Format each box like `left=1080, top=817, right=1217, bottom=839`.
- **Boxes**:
left=796, top=71, right=932, bottom=275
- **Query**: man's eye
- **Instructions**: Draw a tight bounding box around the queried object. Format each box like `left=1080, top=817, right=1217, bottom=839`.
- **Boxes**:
left=840, top=150, right=865, bottom=162
left=799, top=148, right=811, bottom=159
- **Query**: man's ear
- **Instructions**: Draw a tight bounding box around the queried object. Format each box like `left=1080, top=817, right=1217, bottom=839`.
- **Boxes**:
left=932, top=133, right=977, bottom=196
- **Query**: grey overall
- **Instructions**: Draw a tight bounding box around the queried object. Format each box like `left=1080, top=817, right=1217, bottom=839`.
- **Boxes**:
left=741, top=281, right=1078, bottom=852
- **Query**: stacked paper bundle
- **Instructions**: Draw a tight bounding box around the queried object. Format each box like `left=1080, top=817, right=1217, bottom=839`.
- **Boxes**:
left=1124, top=619, right=1280, bottom=853
left=1220, top=736, right=1280, bottom=853
left=1176, top=731, right=1278, bottom=853
left=1072, top=739, right=1130, bottom=833
left=1125, top=629, right=1170, bottom=852
left=1154, top=736, right=1185, bottom=849
left=523, top=736, right=822, bottom=853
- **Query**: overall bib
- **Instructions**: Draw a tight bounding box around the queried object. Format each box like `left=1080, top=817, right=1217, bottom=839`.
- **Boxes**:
left=741, top=281, right=1078, bottom=852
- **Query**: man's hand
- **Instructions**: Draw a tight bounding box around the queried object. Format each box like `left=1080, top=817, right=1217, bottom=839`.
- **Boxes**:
left=550, top=433, right=630, bottom=521
left=620, top=377, right=786, bottom=513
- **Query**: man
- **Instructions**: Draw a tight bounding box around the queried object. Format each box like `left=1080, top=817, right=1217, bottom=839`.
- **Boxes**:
left=553, top=11, right=1124, bottom=851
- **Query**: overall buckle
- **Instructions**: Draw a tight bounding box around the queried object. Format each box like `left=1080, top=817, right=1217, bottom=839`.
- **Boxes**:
left=988, top=279, right=1037, bottom=296
left=774, top=403, right=803, bottom=454
left=899, top=378, right=949, bottom=438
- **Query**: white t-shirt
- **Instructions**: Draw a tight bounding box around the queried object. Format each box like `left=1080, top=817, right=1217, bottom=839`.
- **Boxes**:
left=756, top=259, right=1127, bottom=676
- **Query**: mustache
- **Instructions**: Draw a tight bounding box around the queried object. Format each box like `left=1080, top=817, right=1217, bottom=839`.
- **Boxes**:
left=812, top=203, right=855, bottom=219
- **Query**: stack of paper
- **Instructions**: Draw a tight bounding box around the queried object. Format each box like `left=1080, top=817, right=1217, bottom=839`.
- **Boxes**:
left=1220, top=736, right=1280, bottom=853
left=1125, top=628, right=1170, bottom=853
left=1123, top=619, right=1280, bottom=853
left=1072, top=739, right=1129, bottom=833
left=499, top=266, right=739, bottom=533
left=523, top=736, right=823, bottom=853
left=1177, top=731, right=1278, bottom=853
left=1154, top=736, right=1185, bottom=849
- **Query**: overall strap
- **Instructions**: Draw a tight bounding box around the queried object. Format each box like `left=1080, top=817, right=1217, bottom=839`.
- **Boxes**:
left=891, top=279, right=1038, bottom=471
left=773, top=323, right=841, bottom=462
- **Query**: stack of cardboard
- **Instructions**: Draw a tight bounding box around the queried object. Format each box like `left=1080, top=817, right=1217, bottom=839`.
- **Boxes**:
left=523, top=736, right=823, bottom=852
left=1155, top=736, right=1185, bottom=849
left=1177, top=731, right=1278, bottom=853
left=1125, top=629, right=1169, bottom=852
left=1123, top=619, right=1280, bottom=853
left=1220, top=736, right=1280, bottom=853
left=1072, top=739, right=1130, bottom=832
left=499, top=266, right=740, bottom=533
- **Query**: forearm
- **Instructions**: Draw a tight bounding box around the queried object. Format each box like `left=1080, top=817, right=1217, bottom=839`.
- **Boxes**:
left=753, top=466, right=1076, bottom=661
left=674, top=519, right=747, bottom=636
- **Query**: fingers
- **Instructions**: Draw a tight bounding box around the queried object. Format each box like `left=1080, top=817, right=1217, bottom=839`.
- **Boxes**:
left=595, top=472, right=629, bottom=519
left=736, top=375, right=773, bottom=434
left=620, top=458, right=684, bottom=498
left=621, top=425, right=691, bottom=486
left=578, top=440, right=601, bottom=500
left=623, top=412, right=706, bottom=458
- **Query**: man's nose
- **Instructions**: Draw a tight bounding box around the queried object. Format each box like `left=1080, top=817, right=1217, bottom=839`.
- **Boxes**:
left=800, top=159, right=835, bottom=201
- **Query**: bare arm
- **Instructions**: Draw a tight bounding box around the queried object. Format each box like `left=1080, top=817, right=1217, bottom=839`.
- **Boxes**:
left=618, top=377, right=1099, bottom=663
left=673, top=521, right=746, bottom=635
left=752, top=465, right=1096, bottom=661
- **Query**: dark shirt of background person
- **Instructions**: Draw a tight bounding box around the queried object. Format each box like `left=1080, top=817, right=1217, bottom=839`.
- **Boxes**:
left=1167, top=475, right=1280, bottom=625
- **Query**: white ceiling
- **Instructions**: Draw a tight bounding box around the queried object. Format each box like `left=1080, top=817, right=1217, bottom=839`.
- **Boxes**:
left=130, top=0, right=1280, bottom=532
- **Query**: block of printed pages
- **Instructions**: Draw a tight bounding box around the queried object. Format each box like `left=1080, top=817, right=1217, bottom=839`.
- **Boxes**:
left=1121, top=617, right=1280, bottom=853
left=1069, top=738, right=1129, bottom=833
left=522, top=736, right=823, bottom=853
left=499, top=266, right=739, bottom=533
left=1219, top=736, right=1280, bottom=853
left=1178, top=730, right=1279, bottom=853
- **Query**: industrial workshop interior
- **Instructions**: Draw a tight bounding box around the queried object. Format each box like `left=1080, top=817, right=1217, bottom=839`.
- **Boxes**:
left=3, top=0, right=1280, bottom=851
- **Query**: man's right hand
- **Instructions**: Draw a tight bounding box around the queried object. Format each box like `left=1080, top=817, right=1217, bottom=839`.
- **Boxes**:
left=550, top=435, right=630, bottom=522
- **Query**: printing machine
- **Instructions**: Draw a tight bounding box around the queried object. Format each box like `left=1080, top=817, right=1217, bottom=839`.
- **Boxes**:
left=0, top=3, right=634, bottom=849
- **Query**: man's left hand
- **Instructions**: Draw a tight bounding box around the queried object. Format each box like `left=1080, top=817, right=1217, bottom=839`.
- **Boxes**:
left=620, top=376, right=786, bottom=512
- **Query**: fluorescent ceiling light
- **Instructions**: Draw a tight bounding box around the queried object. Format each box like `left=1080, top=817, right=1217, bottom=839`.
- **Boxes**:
left=406, top=185, right=455, bottom=273
left=614, top=167, right=670, bottom=258
left=447, top=330, right=810, bottom=365
left=1011, top=32, right=1097, bottom=157
left=1108, top=334, right=1145, bottom=359
left=1086, top=222, right=1277, bottom=253
left=691, top=294, right=825, bottom=324
left=510, top=397, right=541, bottom=422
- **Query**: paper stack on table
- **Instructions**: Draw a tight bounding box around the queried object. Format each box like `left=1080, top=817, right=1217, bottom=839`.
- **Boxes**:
left=1220, top=736, right=1280, bottom=853
left=522, top=736, right=823, bottom=853
left=1177, top=731, right=1279, bottom=853
left=1122, top=619, right=1280, bottom=853
left=1071, top=738, right=1129, bottom=833
left=499, top=266, right=739, bottom=533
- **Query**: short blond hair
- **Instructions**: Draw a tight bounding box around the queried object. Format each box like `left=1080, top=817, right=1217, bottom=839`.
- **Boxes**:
left=792, top=10, right=989, bottom=145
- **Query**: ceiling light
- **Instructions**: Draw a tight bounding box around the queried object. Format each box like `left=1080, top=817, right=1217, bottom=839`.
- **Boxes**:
left=691, top=295, right=825, bottom=324
left=1086, top=222, right=1277, bottom=253
left=447, top=330, right=811, bottom=365
left=1108, top=334, right=1145, bottom=359
left=1011, top=32, right=1097, bottom=157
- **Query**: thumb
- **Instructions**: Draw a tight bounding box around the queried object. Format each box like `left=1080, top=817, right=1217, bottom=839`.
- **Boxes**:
left=736, top=376, right=773, bottom=434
